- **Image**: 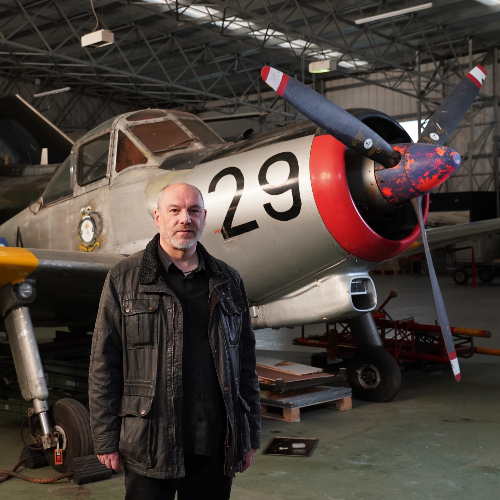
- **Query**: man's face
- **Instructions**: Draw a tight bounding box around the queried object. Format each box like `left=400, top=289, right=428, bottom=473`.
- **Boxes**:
left=154, top=184, right=207, bottom=252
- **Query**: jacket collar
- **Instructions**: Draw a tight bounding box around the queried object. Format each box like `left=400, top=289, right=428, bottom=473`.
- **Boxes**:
left=138, top=233, right=228, bottom=288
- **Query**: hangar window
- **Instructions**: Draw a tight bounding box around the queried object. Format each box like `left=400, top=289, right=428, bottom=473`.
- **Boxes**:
left=42, top=155, right=73, bottom=205
left=178, top=118, right=223, bottom=144
left=77, top=133, right=110, bottom=186
left=130, top=120, right=192, bottom=155
left=115, top=131, right=148, bottom=172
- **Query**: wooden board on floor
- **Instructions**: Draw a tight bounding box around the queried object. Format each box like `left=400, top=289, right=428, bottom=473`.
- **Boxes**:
left=256, top=356, right=323, bottom=376
left=258, top=366, right=335, bottom=384
left=257, top=358, right=339, bottom=393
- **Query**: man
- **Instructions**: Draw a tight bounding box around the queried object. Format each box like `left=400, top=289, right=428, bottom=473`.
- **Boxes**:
left=89, top=182, right=261, bottom=499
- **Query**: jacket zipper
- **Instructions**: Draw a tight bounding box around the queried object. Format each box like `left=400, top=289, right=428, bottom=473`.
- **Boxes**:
left=224, top=415, right=230, bottom=475
left=171, top=299, right=176, bottom=444
left=208, top=280, right=235, bottom=475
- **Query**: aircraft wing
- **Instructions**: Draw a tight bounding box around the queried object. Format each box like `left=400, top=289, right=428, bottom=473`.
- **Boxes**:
left=2, top=220, right=498, bottom=329
left=0, top=168, right=58, bottom=225
left=0, top=94, right=73, bottom=156
left=0, top=247, right=124, bottom=329
left=398, top=218, right=500, bottom=257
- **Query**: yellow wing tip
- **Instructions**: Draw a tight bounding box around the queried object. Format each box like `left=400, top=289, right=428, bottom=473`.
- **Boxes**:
left=0, top=247, right=39, bottom=288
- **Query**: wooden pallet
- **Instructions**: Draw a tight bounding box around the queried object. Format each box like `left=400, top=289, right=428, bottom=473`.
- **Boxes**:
left=260, top=386, right=352, bottom=422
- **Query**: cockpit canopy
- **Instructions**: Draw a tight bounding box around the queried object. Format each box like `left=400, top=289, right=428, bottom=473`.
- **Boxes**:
left=42, top=109, right=223, bottom=205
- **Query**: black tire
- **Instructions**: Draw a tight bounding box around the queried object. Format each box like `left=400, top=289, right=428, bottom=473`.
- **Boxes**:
left=478, top=268, right=495, bottom=283
left=45, top=398, right=93, bottom=473
left=347, top=348, right=401, bottom=402
left=453, top=268, right=469, bottom=285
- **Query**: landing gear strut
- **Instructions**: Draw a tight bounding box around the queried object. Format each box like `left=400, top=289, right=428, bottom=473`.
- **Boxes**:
left=1, top=281, right=93, bottom=473
left=346, top=313, right=401, bottom=402
left=296, top=312, right=402, bottom=402
left=0, top=281, right=55, bottom=450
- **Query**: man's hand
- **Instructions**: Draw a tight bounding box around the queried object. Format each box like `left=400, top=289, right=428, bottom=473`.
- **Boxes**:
left=97, top=451, right=123, bottom=473
left=241, top=449, right=257, bottom=473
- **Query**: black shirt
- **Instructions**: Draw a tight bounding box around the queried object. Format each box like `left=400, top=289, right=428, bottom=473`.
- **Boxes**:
left=157, top=243, right=226, bottom=456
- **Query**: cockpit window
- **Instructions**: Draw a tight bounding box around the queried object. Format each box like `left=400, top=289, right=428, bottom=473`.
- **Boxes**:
left=77, top=118, right=114, bottom=144
left=116, top=131, right=148, bottom=172
left=178, top=118, right=223, bottom=144
left=129, top=120, right=192, bottom=155
left=77, top=133, right=110, bottom=186
left=42, top=155, right=72, bottom=205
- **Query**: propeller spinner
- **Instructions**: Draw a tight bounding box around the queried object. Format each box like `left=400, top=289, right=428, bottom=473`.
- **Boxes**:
left=262, top=64, right=487, bottom=381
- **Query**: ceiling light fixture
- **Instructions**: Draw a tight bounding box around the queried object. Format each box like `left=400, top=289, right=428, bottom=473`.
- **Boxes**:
left=81, top=0, right=114, bottom=47
left=81, top=29, right=114, bottom=47
left=33, top=87, right=71, bottom=98
left=355, top=2, right=433, bottom=24
left=309, top=59, right=337, bottom=74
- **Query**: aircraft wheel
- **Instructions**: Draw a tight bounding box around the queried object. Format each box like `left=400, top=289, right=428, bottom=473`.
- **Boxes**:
left=347, top=348, right=401, bottom=402
left=453, top=268, right=469, bottom=285
left=478, top=268, right=495, bottom=283
left=44, top=398, right=93, bottom=473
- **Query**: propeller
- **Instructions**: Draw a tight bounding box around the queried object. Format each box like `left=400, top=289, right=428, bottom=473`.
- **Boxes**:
left=420, top=66, right=486, bottom=146
left=412, top=195, right=461, bottom=381
left=262, top=64, right=487, bottom=381
left=261, top=67, right=401, bottom=168
left=409, top=65, right=486, bottom=382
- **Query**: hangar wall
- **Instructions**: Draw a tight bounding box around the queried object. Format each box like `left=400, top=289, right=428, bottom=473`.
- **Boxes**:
left=0, top=75, right=130, bottom=133
left=1, top=53, right=498, bottom=198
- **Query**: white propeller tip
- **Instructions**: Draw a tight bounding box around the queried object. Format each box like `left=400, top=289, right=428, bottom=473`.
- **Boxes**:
left=450, top=354, right=461, bottom=382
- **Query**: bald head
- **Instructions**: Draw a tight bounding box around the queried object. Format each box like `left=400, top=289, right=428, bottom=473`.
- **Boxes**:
left=154, top=182, right=207, bottom=253
left=157, top=183, right=204, bottom=211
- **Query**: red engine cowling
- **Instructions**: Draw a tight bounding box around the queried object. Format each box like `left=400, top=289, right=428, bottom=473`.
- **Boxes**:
left=309, top=110, right=429, bottom=262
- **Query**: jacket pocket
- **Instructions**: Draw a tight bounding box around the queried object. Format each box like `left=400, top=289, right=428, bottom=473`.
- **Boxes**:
left=220, top=298, right=246, bottom=347
left=122, top=297, right=159, bottom=349
left=119, top=380, right=156, bottom=467
left=237, top=393, right=251, bottom=462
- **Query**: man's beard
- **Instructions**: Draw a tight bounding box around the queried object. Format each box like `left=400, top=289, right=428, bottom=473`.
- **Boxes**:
left=160, top=223, right=204, bottom=250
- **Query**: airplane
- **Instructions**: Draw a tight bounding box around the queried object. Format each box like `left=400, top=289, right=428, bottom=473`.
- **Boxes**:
left=0, top=94, right=73, bottom=225
left=1, top=64, right=499, bottom=472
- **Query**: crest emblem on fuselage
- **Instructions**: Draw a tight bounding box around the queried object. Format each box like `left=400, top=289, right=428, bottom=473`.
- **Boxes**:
left=78, top=206, right=103, bottom=252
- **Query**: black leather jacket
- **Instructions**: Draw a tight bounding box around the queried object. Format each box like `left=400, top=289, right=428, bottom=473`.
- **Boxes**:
left=88, top=235, right=261, bottom=478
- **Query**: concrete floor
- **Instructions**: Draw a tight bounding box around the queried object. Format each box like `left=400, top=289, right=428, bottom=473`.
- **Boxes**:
left=1, top=274, right=499, bottom=499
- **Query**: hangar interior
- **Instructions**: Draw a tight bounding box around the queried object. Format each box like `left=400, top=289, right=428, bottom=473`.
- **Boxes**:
left=1, top=1, right=500, bottom=499
left=2, top=0, right=500, bottom=211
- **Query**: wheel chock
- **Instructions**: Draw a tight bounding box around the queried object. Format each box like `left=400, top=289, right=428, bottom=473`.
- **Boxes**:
left=19, top=446, right=49, bottom=469
left=71, top=455, right=113, bottom=485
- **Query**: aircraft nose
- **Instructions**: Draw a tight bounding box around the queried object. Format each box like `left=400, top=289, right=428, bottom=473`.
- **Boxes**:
left=374, top=143, right=461, bottom=205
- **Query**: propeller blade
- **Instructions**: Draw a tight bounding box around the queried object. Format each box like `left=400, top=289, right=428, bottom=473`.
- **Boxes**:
left=411, top=196, right=461, bottom=381
left=419, top=65, right=487, bottom=146
left=261, top=67, right=401, bottom=168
